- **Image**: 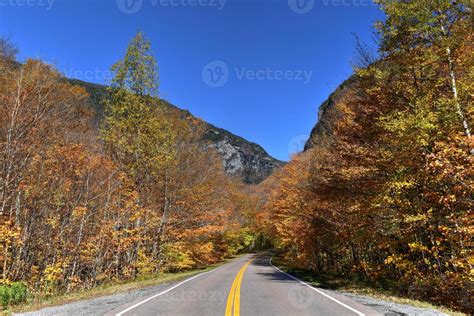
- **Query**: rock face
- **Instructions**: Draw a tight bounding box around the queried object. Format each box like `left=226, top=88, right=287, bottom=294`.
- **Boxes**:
left=203, top=126, right=285, bottom=184
left=71, top=79, right=284, bottom=184
left=304, top=75, right=358, bottom=150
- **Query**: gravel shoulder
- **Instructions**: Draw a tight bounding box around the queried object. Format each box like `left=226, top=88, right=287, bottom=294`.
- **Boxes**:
left=13, top=281, right=179, bottom=316
left=338, top=292, right=452, bottom=316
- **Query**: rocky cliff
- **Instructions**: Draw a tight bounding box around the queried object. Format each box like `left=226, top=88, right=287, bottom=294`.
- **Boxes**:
left=203, top=125, right=285, bottom=184
left=304, top=75, right=358, bottom=150
left=71, top=79, right=284, bottom=184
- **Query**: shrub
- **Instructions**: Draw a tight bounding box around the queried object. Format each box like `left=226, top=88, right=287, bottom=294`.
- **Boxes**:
left=10, top=282, right=27, bottom=304
left=0, top=285, right=10, bottom=309
left=0, top=282, right=28, bottom=309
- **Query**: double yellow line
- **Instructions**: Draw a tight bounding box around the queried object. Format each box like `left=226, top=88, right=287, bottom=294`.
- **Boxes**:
left=225, top=257, right=255, bottom=316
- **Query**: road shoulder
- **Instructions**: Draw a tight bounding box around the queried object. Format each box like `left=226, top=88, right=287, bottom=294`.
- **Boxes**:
left=10, top=256, right=242, bottom=316
left=271, top=257, right=463, bottom=316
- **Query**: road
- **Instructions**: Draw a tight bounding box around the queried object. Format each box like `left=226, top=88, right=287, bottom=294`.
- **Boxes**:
left=107, top=253, right=381, bottom=316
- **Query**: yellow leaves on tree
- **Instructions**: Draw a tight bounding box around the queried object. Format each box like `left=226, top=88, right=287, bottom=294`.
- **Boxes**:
left=261, top=2, right=473, bottom=312
left=0, top=34, right=243, bottom=296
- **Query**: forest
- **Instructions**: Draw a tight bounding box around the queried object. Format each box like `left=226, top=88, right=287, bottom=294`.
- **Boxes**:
left=0, top=31, right=258, bottom=307
left=0, top=0, right=472, bottom=314
left=258, top=1, right=473, bottom=313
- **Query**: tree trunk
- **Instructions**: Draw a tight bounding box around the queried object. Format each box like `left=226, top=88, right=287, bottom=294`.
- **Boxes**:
left=440, top=25, right=472, bottom=153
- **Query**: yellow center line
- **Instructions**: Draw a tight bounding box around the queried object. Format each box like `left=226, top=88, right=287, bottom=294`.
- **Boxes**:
left=225, top=257, right=255, bottom=316
left=225, top=269, right=240, bottom=316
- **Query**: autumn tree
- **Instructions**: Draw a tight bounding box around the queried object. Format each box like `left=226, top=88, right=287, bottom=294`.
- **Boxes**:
left=102, top=32, right=175, bottom=195
left=101, top=32, right=242, bottom=274
left=264, top=0, right=473, bottom=312
left=0, top=56, right=109, bottom=290
left=371, top=1, right=473, bottom=307
left=375, top=0, right=472, bottom=138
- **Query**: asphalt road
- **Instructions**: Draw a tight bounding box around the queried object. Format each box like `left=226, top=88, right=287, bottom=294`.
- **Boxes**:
left=107, top=253, right=381, bottom=316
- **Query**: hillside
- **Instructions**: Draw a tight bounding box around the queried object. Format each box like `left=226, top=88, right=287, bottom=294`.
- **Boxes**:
left=304, top=75, right=358, bottom=150
left=259, top=3, right=473, bottom=311
left=71, top=79, right=285, bottom=184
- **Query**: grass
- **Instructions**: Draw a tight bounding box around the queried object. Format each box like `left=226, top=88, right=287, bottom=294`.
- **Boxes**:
left=3, top=255, right=242, bottom=316
left=272, top=257, right=466, bottom=316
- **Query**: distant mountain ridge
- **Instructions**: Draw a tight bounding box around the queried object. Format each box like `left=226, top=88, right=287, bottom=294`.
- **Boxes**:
left=71, top=79, right=285, bottom=184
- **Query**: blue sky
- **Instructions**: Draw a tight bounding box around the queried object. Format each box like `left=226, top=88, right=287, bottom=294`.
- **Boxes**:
left=0, top=0, right=381, bottom=161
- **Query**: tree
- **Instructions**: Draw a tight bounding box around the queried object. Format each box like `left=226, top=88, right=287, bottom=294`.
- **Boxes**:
left=263, top=1, right=473, bottom=312
left=101, top=32, right=240, bottom=274
left=375, top=0, right=472, bottom=139
left=0, top=33, right=247, bottom=304
left=0, top=37, right=18, bottom=61
left=111, top=32, right=159, bottom=97
left=102, top=32, right=175, bottom=201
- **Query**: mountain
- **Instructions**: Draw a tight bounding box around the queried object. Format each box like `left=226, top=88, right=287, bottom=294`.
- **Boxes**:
left=304, top=75, right=358, bottom=150
left=70, top=79, right=285, bottom=184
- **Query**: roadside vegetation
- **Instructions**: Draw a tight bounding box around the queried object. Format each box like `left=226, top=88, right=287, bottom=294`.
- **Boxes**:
left=258, top=1, right=473, bottom=313
left=2, top=256, right=242, bottom=315
left=0, top=32, right=256, bottom=311
left=273, top=257, right=466, bottom=316
left=0, top=0, right=472, bottom=314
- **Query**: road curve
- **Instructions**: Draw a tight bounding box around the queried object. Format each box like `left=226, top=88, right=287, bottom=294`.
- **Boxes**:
left=107, top=253, right=382, bottom=316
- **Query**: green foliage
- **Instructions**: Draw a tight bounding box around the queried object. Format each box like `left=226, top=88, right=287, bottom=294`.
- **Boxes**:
left=223, top=228, right=255, bottom=255
left=160, top=243, right=195, bottom=272
left=374, top=0, right=469, bottom=54
left=0, top=285, right=10, bottom=309
left=0, top=282, right=28, bottom=309
left=102, top=31, right=176, bottom=184
left=10, top=282, right=27, bottom=304
left=111, top=31, right=158, bottom=97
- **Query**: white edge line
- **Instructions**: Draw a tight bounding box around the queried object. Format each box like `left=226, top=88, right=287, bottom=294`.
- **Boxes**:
left=270, top=256, right=365, bottom=316
left=115, top=261, right=231, bottom=316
